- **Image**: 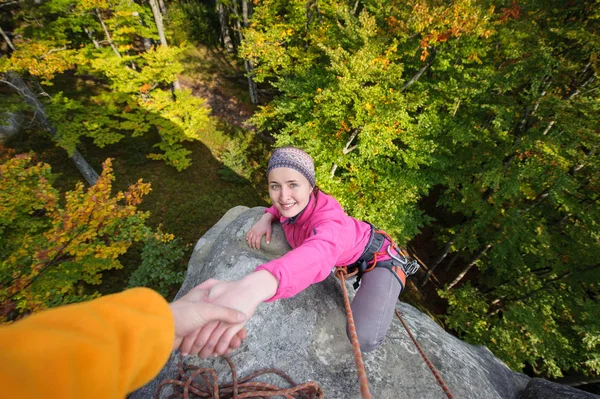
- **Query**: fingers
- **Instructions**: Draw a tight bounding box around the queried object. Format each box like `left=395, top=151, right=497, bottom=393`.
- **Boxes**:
left=199, top=323, right=229, bottom=358
left=254, top=234, right=261, bottom=249
left=229, top=334, right=242, bottom=350
left=226, top=328, right=247, bottom=351
left=247, top=232, right=261, bottom=249
left=246, top=227, right=271, bottom=249
left=199, top=302, right=246, bottom=325
left=180, top=322, right=247, bottom=356
left=246, top=231, right=255, bottom=249
left=180, top=328, right=202, bottom=355
left=189, top=320, right=219, bottom=357
left=214, top=325, right=243, bottom=356
left=266, top=227, right=272, bottom=245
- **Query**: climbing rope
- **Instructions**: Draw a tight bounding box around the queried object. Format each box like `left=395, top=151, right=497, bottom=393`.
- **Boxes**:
left=336, top=252, right=455, bottom=399
left=155, top=354, right=323, bottom=399
left=334, top=267, right=373, bottom=399
left=395, top=309, right=455, bottom=399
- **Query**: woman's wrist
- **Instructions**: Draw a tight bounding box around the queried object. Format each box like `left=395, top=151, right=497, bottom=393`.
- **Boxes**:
left=240, top=270, right=279, bottom=303
left=261, top=212, right=275, bottom=223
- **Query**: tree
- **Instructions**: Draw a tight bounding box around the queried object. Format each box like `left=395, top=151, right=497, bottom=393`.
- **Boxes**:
left=239, top=0, right=600, bottom=379
left=213, top=0, right=258, bottom=103
left=0, top=0, right=215, bottom=171
left=0, top=149, right=186, bottom=322
left=1, top=71, right=100, bottom=185
left=0, top=152, right=150, bottom=322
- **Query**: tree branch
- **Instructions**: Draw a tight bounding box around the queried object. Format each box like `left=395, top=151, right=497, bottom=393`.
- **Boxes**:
left=1, top=72, right=99, bottom=185
left=0, top=24, right=15, bottom=51
left=447, top=243, right=492, bottom=289
left=330, top=127, right=361, bottom=178
left=84, top=27, right=101, bottom=49
left=95, top=8, right=122, bottom=58
left=401, top=48, right=436, bottom=92
left=43, top=45, right=67, bottom=57
left=422, top=237, right=455, bottom=287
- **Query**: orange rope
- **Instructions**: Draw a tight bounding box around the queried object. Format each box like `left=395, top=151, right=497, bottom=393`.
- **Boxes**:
left=155, top=354, right=323, bottom=398
left=395, top=309, right=455, bottom=399
left=335, top=267, right=373, bottom=399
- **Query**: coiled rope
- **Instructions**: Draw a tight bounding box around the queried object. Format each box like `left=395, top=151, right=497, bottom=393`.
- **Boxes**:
left=155, top=354, right=323, bottom=398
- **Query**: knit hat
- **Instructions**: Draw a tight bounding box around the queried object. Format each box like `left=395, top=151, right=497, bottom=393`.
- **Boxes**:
left=267, top=147, right=316, bottom=187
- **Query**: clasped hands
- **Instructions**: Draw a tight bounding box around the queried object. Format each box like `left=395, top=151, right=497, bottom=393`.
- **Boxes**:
left=171, top=270, right=278, bottom=358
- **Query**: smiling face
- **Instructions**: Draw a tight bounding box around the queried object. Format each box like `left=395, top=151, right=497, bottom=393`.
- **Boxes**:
left=268, top=167, right=313, bottom=218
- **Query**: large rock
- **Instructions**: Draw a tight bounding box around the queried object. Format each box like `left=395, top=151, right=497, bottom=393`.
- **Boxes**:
left=521, top=379, right=600, bottom=399
left=132, top=206, right=531, bottom=399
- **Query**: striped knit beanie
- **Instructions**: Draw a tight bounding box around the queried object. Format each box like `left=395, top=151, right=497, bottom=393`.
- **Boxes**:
left=267, top=147, right=316, bottom=187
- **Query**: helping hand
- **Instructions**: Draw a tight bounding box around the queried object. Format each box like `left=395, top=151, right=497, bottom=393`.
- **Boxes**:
left=169, top=284, right=247, bottom=352
left=180, top=271, right=278, bottom=358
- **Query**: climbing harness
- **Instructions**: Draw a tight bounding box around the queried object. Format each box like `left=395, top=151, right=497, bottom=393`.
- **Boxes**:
left=347, top=224, right=420, bottom=289
left=155, top=354, right=323, bottom=398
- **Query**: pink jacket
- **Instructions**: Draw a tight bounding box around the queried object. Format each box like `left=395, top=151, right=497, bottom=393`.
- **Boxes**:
left=255, top=191, right=372, bottom=301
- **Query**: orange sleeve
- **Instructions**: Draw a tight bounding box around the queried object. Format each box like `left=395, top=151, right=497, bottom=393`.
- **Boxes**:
left=0, top=287, right=174, bottom=399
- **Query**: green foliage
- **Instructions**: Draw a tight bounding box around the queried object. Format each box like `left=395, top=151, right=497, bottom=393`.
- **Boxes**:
left=218, top=129, right=259, bottom=183
left=1, top=0, right=216, bottom=170
left=167, top=0, right=220, bottom=46
left=241, top=0, right=600, bottom=378
left=0, top=152, right=153, bottom=321
left=127, top=229, right=185, bottom=297
left=441, top=280, right=600, bottom=378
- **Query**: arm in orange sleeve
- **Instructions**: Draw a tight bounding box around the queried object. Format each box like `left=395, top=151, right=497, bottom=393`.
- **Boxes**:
left=0, top=287, right=174, bottom=399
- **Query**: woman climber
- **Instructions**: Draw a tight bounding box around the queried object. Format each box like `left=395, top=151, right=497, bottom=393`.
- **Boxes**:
left=180, top=146, right=419, bottom=358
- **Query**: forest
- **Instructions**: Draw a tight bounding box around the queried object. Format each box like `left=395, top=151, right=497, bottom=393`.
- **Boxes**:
left=0, top=0, right=598, bottom=388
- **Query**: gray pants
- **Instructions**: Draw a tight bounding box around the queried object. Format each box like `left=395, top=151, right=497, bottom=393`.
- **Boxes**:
left=347, top=267, right=403, bottom=352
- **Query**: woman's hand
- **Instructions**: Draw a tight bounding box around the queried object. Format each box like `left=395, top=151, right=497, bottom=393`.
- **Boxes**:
left=169, top=285, right=247, bottom=352
left=246, top=213, right=273, bottom=249
left=180, top=271, right=278, bottom=358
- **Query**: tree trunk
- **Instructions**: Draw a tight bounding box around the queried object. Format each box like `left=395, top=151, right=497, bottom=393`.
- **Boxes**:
left=232, top=0, right=258, bottom=104
left=84, top=27, right=101, bottom=49
left=401, top=48, right=436, bottom=92
left=217, top=2, right=235, bottom=53
left=95, top=9, right=122, bottom=58
left=488, top=269, right=574, bottom=316
left=4, top=72, right=99, bottom=185
left=447, top=244, right=492, bottom=289
left=443, top=252, right=460, bottom=272
left=421, top=238, right=454, bottom=287
left=148, top=0, right=181, bottom=91
left=0, top=25, right=16, bottom=51
left=149, top=0, right=167, bottom=47
left=158, top=0, right=167, bottom=15
left=555, top=375, right=600, bottom=388
left=330, top=128, right=360, bottom=178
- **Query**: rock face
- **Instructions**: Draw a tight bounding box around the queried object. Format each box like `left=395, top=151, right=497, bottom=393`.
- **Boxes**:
left=521, top=379, right=600, bottom=399
left=132, top=206, right=547, bottom=399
